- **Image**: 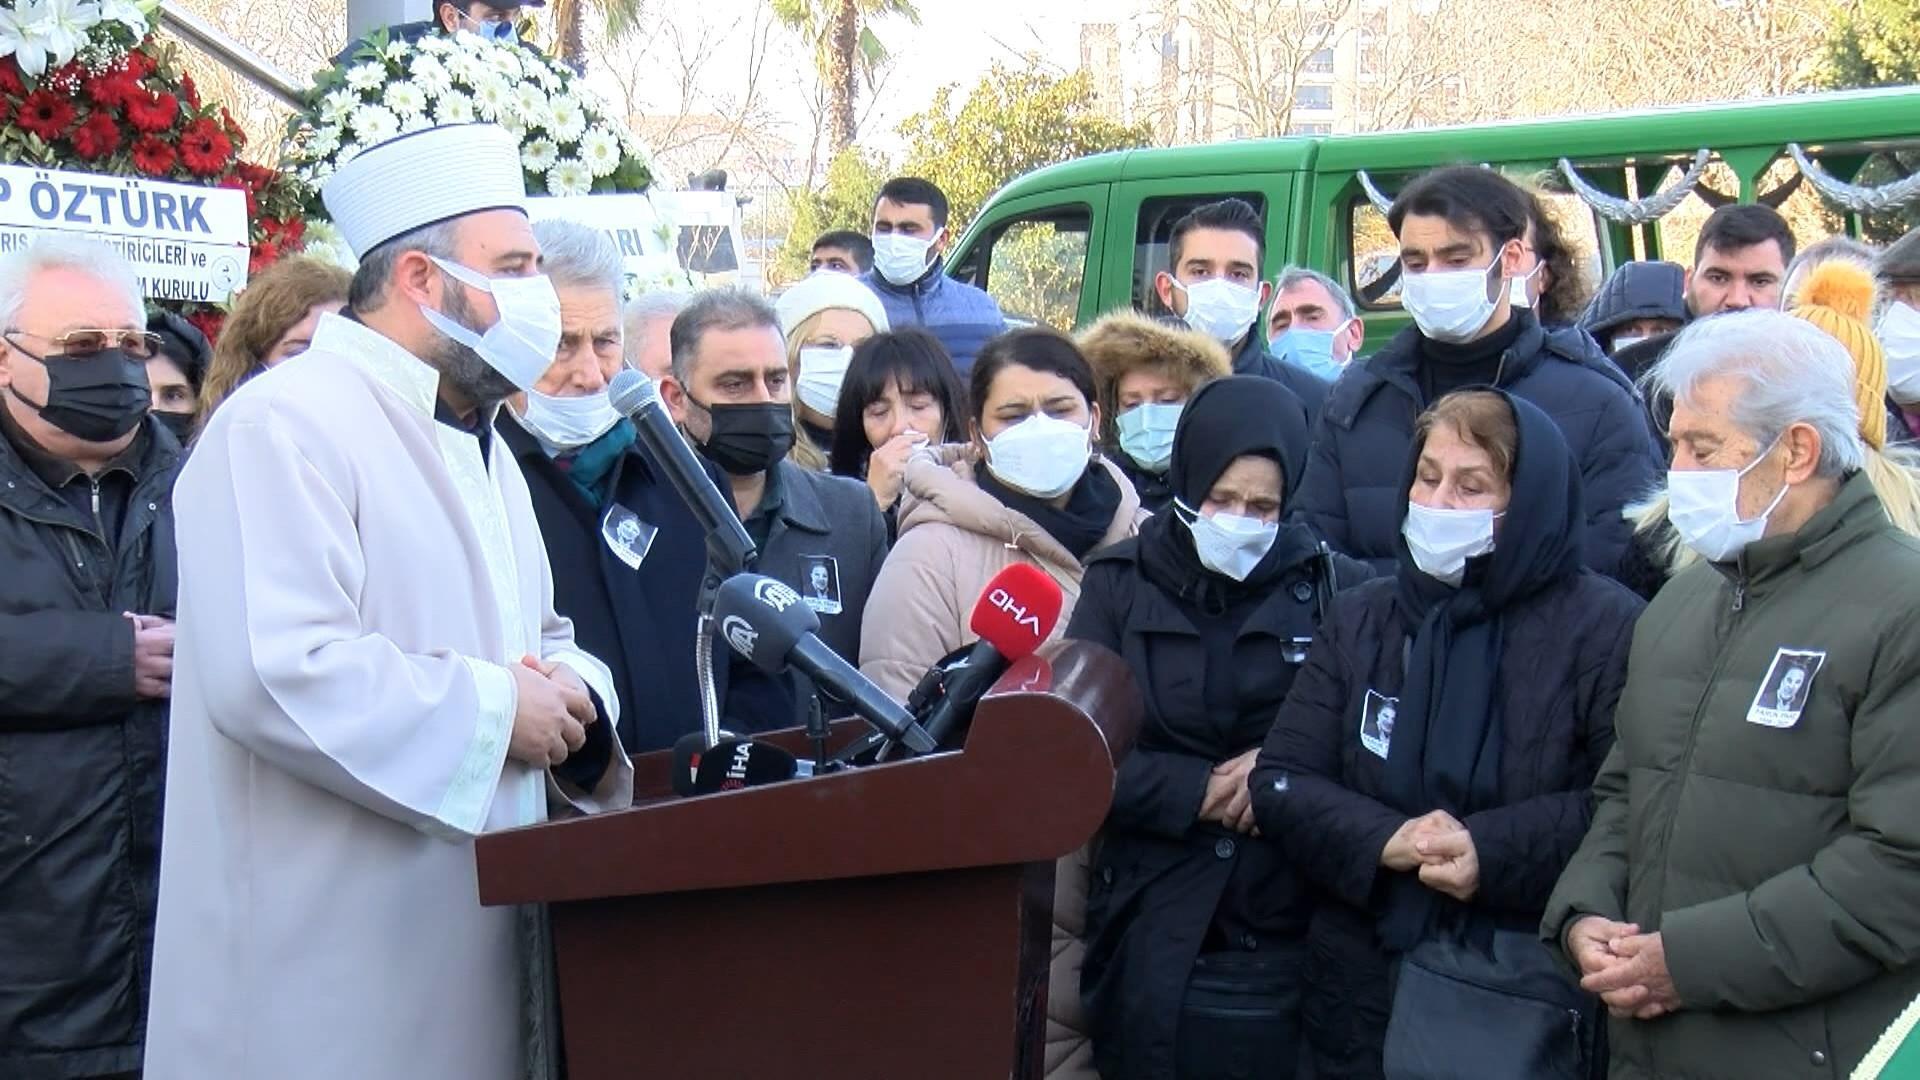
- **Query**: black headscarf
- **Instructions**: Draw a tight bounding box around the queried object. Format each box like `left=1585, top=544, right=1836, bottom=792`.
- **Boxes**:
left=1137, top=375, right=1315, bottom=611
left=147, top=310, right=211, bottom=391
left=1376, top=390, right=1584, bottom=951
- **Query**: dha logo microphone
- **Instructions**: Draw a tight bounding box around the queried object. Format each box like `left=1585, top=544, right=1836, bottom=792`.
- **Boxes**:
left=987, top=586, right=1045, bottom=636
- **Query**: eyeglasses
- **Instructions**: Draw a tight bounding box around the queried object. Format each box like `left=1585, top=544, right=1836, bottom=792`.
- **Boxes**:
left=2, top=328, right=164, bottom=361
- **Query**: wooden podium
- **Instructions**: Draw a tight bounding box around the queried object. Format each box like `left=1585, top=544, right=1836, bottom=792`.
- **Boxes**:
left=475, top=640, right=1141, bottom=1080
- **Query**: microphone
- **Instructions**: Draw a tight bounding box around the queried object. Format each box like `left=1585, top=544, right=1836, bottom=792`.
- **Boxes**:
left=607, top=368, right=756, bottom=580
left=711, top=574, right=938, bottom=754
left=670, top=728, right=736, bottom=797
left=845, top=563, right=1065, bottom=765
left=689, top=737, right=818, bottom=794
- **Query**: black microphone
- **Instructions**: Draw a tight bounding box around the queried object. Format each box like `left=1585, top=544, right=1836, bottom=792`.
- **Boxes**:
left=711, top=574, right=937, bottom=754
left=670, top=728, right=737, bottom=797
left=607, top=368, right=756, bottom=579
left=690, top=737, right=818, bottom=794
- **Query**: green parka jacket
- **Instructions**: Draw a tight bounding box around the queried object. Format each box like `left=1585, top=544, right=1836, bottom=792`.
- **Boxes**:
left=1545, top=473, right=1920, bottom=1079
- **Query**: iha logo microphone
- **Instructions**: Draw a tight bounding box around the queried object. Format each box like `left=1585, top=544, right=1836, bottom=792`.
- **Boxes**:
left=722, top=741, right=753, bottom=790
left=721, top=615, right=758, bottom=660
left=752, top=578, right=802, bottom=613
left=988, top=587, right=1045, bottom=635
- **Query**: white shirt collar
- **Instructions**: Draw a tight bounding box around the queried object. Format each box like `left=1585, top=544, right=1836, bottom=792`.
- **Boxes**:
left=310, top=313, right=442, bottom=420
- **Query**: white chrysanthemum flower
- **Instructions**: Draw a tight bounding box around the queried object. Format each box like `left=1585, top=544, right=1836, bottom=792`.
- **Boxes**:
left=400, top=111, right=433, bottom=134
left=336, top=142, right=364, bottom=167
left=435, top=93, right=476, bottom=125
left=382, top=37, right=409, bottom=62
left=409, top=56, right=452, bottom=97
left=486, top=42, right=524, bottom=78
left=545, top=158, right=593, bottom=197
left=471, top=76, right=511, bottom=120
left=384, top=81, right=428, bottom=117
left=344, top=63, right=386, bottom=93
left=414, top=33, right=451, bottom=54
left=521, top=137, right=559, bottom=174
left=319, top=88, right=357, bottom=126
left=547, top=95, right=587, bottom=142
left=498, top=111, right=528, bottom=138
left=444, top=48, right=485, bottom=84
left=578, top=127, right=621, bottom=177
left=306, top=126, right=340, bottom=159
left=350, top=103, right=400, bottom=143
left=514, top=85, right=549, bottom=122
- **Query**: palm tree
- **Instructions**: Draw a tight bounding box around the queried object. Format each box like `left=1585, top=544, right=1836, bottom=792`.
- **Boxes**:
left=773, top=0, right=920, bottom=152
left=547, top=0, right=646, bottom=72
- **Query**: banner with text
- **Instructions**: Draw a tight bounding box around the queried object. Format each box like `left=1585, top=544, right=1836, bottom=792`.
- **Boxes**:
left=526, top=193, right=687, bottom=296
left=0, top=164, right=251, bottom=304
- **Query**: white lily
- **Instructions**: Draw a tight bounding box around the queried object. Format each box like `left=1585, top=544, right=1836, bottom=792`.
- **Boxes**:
left=11, top=0, right=101, bottom=77
left=96, top=0, right=150, bottom=33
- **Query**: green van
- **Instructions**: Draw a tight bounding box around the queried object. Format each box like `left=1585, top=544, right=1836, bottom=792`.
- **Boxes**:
left=945, top=85, right=1920, bottom=344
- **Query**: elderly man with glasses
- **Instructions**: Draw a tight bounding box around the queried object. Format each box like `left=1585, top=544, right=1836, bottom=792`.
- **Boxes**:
left=0, top=235, right=181, bottom=1080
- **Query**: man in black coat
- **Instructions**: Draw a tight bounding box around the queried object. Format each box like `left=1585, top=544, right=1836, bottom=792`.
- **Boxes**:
left=504, top=220, right=724, bottom=754
left=0, top=239, right=181, bottom=1080
left=1292, top=166, right=1662, bottom=579
left=1151, top=198, right=1331, bottom=423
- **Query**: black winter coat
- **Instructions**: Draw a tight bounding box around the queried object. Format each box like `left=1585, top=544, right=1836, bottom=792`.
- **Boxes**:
left=1113, top=455, right=1173, bottom=516
left=503, top=420, right=728, bottom=754
left=1069, top=532, right=1371, bottom=1080
left=1578, top=261, right=1687, bottom=354
left=0, top=418, right=180, bottom=1080
left=1249, top=571, right=1642, bottom=1080
left=1233, top=334, right=1330, bottom=427
left=1293, top=318, right=1661, bottom=580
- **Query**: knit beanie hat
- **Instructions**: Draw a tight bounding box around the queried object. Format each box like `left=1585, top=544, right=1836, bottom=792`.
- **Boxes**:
left=1791, top=260, right=1888, bottom=448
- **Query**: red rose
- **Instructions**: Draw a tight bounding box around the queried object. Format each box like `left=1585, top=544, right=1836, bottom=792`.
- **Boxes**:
left=14, top=91, right=76, bottom=140
left=125, top=89, right=180, bottom=133
left=0, top=56, right=24, bottom=97
left=179, top=118, right=234, bottom=176
left=131, top=135, right=177, bottom=176
left=68, top=111, right=122, bottom=160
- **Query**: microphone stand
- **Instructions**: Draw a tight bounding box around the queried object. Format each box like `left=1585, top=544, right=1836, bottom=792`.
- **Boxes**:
left=804, top=693, right=831, bottom=775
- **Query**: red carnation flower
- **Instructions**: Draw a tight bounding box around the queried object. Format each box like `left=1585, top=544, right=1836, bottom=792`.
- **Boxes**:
left=131, top=135, right=177, bottom=176
left=0, top=57, right=25, bottom=97
left=84, top=73, right=129, bottom=108
left=178, top=71, right=200, bottom=109
left=249, top=239, right=281, bottom=274
left=123, top=49, right=155, bottom=78
left=68, top=112, right=122, bottom=160
left=237, top=162, right=277, bottom=193
left=179, top=118, right=233, bottom=176
left=185, top=309, right=224, bottom=344
left=125, top=89, right=179, bottom=133
left=14, top=91, right=77, bottom=140
left=218, top=172, right=259, bottom=216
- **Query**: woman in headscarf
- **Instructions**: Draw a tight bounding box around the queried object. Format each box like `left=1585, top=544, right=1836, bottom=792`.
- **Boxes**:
left=145, top=310, right=211, bottom=444
left=1069, top=376, right=1371, bottom=1080
left=1251, top=390, right=1645, bottom=1080
left=1078, top=309, right=1231, bottom=514
left=859, top=326, right=1147, bottom=1080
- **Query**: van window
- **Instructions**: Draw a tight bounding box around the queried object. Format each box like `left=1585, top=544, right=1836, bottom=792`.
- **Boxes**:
left=1134, top=192, right=1268, bottom=315
left=972, top=208, right=1093, bottom=331
left=1350, top=197, right=1402, bottom=309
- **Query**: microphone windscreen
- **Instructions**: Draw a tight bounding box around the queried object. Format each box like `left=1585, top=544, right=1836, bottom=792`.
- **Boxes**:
left=691, top=738, right=802, bottom=794
left=968, top=563, right=1064, bottom=660
left=607, top=368, right=660, bottom=417
left=711, top=574, right=821, bottom=676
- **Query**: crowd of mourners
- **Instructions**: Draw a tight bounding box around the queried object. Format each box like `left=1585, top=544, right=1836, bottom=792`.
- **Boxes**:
left=5, top=96, right=1920, bottom=1080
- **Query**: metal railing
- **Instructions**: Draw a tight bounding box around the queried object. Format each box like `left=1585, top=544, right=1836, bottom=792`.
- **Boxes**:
left=156, top=1, right=308, bottom=110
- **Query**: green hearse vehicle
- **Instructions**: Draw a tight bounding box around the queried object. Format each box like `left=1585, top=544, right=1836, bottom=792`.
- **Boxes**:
left=944, top=85, right=1920, bottom=344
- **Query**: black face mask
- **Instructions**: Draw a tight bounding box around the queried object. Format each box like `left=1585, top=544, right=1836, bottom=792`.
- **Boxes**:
left=20, top=348, right=152, bottom=443
left=690, top=399, right=795, bottom=476
left=154, top=409, right=196, bottom=444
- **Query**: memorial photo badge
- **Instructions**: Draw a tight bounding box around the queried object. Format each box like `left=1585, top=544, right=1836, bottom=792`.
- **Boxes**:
left=1360, top=689, right=1398, bottom=760
left=601, top=505, right=657, bottom=571
left=1745, top=648, right=1827, bottom=729
left=800, top=555, right=842, bottom=616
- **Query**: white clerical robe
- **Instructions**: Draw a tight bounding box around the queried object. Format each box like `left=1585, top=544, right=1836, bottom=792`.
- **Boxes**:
left=145, top=314, right=633, bottom=1080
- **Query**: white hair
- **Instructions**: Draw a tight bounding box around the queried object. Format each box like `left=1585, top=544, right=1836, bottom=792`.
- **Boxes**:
left=1649, top=310, right=1866, bottom=478
left=531, top=218, right=624, bottom=297
left=1273, top=265, right=1356, bottom=322
left=0, top=236, right=144, bottom=331
left=624, top=288, right=691, bottom=328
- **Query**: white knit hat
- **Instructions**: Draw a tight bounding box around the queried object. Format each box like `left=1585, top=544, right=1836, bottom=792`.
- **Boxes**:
left=774, top=270, right=890, bottom=341
left=321, top=124, right=528, bottom=258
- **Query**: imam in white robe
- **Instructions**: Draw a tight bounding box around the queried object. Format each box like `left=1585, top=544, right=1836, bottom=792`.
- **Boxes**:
left=145, top=314, right=633, bottom=1080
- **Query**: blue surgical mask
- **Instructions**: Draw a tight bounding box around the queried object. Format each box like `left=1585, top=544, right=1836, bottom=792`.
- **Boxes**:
left=1116, top=402, right=1181, bottom=473
left=460, top=10, right=517, bottom=42
left=1270, top=324, right=1351, bottom=382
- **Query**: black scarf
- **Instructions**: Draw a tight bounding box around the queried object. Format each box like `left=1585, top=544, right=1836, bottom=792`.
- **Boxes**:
left=1137, top=376, right=1317, bottom=613
left=1376, top=390, right=1584, bottom=951
left=1417, top=309, right=1528, bottom=404
left=978, top=464, right=1123, bottom=561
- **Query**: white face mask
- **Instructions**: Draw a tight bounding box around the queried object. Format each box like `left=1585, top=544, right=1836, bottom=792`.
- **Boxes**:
left=1666, top=437, right=1788, bottom=563
left=872, top=231, right=938, bottom=286
left=795, top=345, right=854, bottom=419
left=1609, top=333, right=1649, bottom=354
left=1401, top=254, right=1503, bottom=344
left=420, top=256, right=564, bottom=392
left=1181, top=500, right=1280, bottom=582
left=519, top=388, right=622, bottom=451
left=1116, top=402, right=1181, bottom=473
left=1175, top=278, right=1262, bottom=345
left=1508, top=263, right=1542, bottom=310
left=1877, top=302, right=1920, bottom=405
left=1402, top=502, right=1500, bottom=586
left=984, top=412, right=1091, bottom=499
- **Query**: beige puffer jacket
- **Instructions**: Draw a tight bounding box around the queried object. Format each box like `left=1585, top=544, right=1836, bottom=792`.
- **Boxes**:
left=859, top=444, right=1145, bottom=1080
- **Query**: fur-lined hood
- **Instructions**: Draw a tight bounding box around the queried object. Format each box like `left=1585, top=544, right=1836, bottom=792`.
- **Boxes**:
left=1077, top=309, right=1231, bottom=447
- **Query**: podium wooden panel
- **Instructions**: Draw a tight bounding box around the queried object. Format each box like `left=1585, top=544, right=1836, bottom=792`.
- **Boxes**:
left=476, top=640, right=1141, bottom=1080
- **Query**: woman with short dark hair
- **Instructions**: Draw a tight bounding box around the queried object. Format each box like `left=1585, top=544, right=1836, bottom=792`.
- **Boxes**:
left=825, top=328, right=968, bottom=520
